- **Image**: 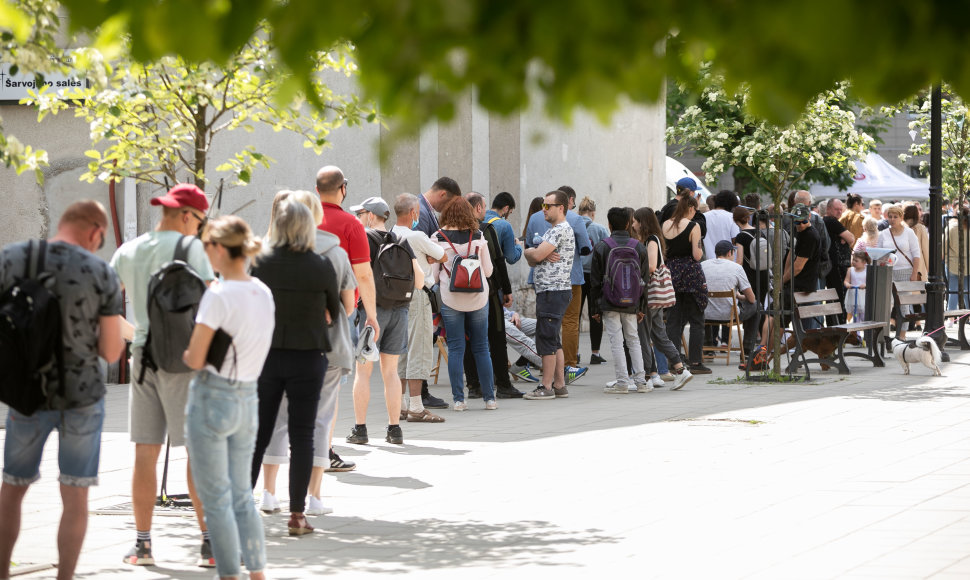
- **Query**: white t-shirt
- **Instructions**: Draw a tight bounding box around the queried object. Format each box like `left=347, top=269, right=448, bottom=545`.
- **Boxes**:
left=392, top=224, right=444, bottom=288
left=703, top=209, right=740, bottom=260
left=878, top=226, right=920, bottom=271
left=195, top=278, right=275, bottom=381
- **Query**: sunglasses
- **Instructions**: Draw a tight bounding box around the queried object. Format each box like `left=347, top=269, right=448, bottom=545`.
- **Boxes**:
left=542, top=203, right=563, bottom=210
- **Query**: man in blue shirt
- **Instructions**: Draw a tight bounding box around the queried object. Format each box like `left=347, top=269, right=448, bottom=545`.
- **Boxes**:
left=484, top=191, right=523, bottom=265
left=525, top=185, right=591, bottom=382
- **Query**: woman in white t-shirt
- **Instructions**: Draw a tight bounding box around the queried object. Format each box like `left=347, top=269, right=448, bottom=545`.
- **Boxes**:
left=183, top=216, right=275, bottom=580
left=878, top=205, right=921, bottom=339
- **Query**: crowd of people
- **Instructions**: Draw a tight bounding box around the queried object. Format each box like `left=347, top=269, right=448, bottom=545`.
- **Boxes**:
left=0, top=168, right=962, bottom=579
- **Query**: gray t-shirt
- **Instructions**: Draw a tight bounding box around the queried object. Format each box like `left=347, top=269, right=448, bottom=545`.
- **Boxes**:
left=700, top=257, right=751, bottom=321
left=316, top=230, right=357, bottom=373
left=534, top=221, right=575, bottom=293
left=0, top=240, right=123, bottom=409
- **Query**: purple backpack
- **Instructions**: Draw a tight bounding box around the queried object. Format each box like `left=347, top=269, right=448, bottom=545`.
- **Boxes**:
left=602, top=237, right=643, bottom=307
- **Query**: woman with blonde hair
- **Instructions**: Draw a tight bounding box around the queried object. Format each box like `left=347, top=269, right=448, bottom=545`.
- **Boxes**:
left=578, top=196, right=609, bottom=364
left=249, top=200, right=342, bottom=536
left=183, top=215, right=274, bottom=580
left=853, top=216, right=880, bottom=253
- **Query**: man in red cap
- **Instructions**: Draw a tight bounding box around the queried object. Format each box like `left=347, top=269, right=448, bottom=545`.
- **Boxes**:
left=110, top=183, right=217, bottom=568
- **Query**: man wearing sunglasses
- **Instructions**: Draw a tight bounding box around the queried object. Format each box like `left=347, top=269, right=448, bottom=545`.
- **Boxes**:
left=110, top=183, right=216, bottom=568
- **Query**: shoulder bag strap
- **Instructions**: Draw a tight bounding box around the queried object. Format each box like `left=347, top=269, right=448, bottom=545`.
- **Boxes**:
left=650, top=235, right=664, bottom=267
left=27, top=239, right=43, bottom=278
left=888, top=230, right=914, bottom=269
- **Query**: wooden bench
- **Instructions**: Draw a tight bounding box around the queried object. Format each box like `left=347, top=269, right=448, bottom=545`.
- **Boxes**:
left=892, top=281, right=970, bottom=350
left=786, top=288, right=887, bottom=378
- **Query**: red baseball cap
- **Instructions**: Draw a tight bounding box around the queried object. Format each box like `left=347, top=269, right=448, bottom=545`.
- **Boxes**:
left=150, top=183, right=209, bottom=213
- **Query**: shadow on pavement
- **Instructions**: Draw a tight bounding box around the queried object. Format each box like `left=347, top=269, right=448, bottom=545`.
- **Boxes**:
left=329, top=472, right=432, bottom=490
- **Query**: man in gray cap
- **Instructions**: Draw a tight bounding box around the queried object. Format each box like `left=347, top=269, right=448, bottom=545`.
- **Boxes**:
left=347, top=197, right=424, bottom=446
left=701, top=240, right=759, bottom=362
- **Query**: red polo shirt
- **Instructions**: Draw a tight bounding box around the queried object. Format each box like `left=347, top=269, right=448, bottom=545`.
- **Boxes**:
left=320, top=201, right=369, bottom=303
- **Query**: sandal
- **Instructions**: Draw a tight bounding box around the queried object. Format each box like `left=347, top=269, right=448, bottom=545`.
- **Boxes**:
left=288, top=514, right=314, bottom=536
left=406, top=409, right=446, bottom=423
left=400, top=410, right=408, bottom=421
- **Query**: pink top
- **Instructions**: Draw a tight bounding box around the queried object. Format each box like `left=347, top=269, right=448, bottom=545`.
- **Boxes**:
left=432, top=229, right=493, bottom=312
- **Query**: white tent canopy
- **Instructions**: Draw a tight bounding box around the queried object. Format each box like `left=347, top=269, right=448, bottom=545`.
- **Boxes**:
left=666, top=156, right=712, bottom=202
left=810, top=152, right=929, bottom=201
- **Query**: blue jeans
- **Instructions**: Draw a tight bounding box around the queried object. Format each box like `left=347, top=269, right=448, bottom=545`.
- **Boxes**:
left=947, top=268, right=970, bottom=310
left=654, top=347, right=669, bottom=375
left=3, top=399, right=104, bottom=487
left=440, top=302, right=494, bottom=402
left=185, top=371, right=265, bottom=578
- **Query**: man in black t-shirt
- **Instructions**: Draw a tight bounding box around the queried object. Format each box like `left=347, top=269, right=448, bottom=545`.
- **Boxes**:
left=822, top=199, right=856, bottom=324
left=782, top=204, right=821, bottom=329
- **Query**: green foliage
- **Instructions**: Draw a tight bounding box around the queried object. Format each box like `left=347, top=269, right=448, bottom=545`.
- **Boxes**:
left=26, top=29, right=377, bottom=188
left=53, top=0, right=970, bottom=134
left=896, top=85, right=970, bottom=202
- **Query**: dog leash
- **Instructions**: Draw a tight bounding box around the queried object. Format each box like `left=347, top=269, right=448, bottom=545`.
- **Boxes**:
left=923, top=310, right=970, bottom=338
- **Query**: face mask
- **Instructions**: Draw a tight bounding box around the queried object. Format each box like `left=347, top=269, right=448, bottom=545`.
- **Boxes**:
left=411, top=218, right=419, bottom=230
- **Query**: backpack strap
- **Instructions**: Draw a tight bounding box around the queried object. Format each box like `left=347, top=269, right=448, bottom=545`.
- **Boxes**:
left=27, top=239, right=46, bottom=278
left=173, top=235, right=192, bottom=263
left=603, top=237, right=618, bottom=250
left=486, top=216, right=500, bottom=225
left=625, top=239, right=638, bottom=249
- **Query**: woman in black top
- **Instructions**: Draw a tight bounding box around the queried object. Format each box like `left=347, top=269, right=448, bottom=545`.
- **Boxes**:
left=249, top=200, right=341, bottom=536
left=662, top=195, right=709, bottom=373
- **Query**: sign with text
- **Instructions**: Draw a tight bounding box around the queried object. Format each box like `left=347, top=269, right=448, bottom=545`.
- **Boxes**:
left=0, top=62, right=88, bottom=103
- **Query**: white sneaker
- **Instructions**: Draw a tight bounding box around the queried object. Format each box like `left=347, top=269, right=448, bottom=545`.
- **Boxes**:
left=650, top=375, right=665, bottom=388
left=635, top=382, right=654, bottom=393
left=484, top=399, right=498, bottom=410
left=454, top=401, right=467, bottom=411
left=260, top=490, right=280, bottom=514
left=672, top=369, right=693, bottom=391
left=604, top=381, right=630, bottom=394
left=305, top=495, right=333, bottom=516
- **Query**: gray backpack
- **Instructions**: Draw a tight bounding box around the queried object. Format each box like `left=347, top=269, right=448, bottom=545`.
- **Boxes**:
left=141, top=236, right=207, bottom=379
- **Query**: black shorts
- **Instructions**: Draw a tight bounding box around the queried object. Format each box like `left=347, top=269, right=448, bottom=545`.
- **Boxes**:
left=535, top=289, right=572, bottom=356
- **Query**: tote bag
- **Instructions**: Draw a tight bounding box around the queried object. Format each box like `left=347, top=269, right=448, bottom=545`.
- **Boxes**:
left=647, top=236, right=676, bottom=308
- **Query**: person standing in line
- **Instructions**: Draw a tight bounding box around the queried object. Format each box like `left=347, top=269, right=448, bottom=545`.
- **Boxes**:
left=111, top=183, right=216, bottom=567
left=522, top=197, right=544, bottom=241
left=840, top=194, right=865, bottom=240
left=903, top=203, right=929, bottom=282
left=249, top=201, right=342, bottom=535
left=702, top=190, right=740, bottom=261
left=523, top=190, right=576, bottom=400
left=578, top=196, right=609, bottom=365
left=781, top=204, right=823, bottom=330
left=484, top=191, right=523, bottom=266
left=391, top=193, right=448, bottom=420
left=413, top=177, right=463, bottom=409
left=347, top=197, right=424, bottom=444
left=662, top=195, right=711, bottom=375
left=878, top=205, right=921, bottom=340
left=868, top=199, right=889, bottom=230
left=0, top=201, right=124, bottom=580
left=524, top=186, right=590, bottom=382
left=258, top=190, right=358, bottom=518
left=182, top=215, right=274, bottom=578
left=824, top=199, right=856, bottom=325
left=462, top=192, right=524, bottom=399
left=657, top=177, right=708, bottom=239
left=589, top=206, right=649, bottom=394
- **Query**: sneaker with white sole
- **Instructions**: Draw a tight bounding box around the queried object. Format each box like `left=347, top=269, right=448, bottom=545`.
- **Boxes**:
left=484, top=399, right=498, bottom=410
left=510, top=364, right=541, bottom=383
left=198, top=539, right=215, bottom=567
left=453, top=401, right=467, bottom=411
left=604, top=381, right=630, bottom=394
left=260, top=489, right=281, bottom=514
left=123, top=539, right=154, bottom=566
left=672, top=369, right=693, bottom=390
left=326, top=449, right=356, bottom=472
left=565, top=366, right=588, bottom=384
left=306, top=495, right=333, bottom=515
left=635, top=382, right=654, bottom=393
left=650, top=375, right=665, bottom=388
left=524, top=386, right=556, bottom=400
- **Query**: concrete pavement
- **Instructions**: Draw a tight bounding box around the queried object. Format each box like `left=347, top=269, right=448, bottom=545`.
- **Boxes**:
left=3, top=335, right=970, bottom=579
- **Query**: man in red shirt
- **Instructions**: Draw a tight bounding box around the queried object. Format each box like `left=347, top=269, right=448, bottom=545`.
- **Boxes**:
left=315, top=166, right=379, bottom=338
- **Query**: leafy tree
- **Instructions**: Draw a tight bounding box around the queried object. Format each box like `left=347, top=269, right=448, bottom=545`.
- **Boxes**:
left=53, top=0, right=970, bottom=133
left=28, top=29, right=376, bottom=189
left=667, top=74, right=875, bottom=374
left=899, top=86, right=970, bottom=305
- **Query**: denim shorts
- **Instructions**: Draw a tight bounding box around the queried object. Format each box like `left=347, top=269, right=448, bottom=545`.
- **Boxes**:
left=3, top=399, right=105, bottom=487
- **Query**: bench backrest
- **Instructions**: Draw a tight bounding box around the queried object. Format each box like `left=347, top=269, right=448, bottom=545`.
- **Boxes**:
left=893, top=280, right=927, bottom=307
left=793, top=288, right=844, bottom=319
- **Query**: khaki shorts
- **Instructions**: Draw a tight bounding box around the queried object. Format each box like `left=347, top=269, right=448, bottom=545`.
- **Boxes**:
left=129, top=346, right=194, bottom=447
left=398, top=290, right=435, bottom=380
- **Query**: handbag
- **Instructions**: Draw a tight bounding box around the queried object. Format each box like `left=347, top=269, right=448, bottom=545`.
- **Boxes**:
left=646, top=236, right=676, bottom=308
left=423, top=285, right=441, bottom=315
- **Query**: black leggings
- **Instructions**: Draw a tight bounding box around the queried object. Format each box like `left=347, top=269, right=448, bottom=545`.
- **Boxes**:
left=581, top=272, right=604, bottom=351
left=250, top=348, right=327, bottom=514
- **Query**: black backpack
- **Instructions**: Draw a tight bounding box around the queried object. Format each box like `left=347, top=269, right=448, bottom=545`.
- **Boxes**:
left=367, top=229, right=415, bottom=309
left=142, top=236, right=207, bottom=378
left=0, top=240, right=66, bottom=415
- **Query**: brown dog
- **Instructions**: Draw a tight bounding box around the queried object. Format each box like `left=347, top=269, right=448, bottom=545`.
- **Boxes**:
left=784, top=332, right=862, bottom=370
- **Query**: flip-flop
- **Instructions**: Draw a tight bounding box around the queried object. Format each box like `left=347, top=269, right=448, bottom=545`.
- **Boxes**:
left=406, top=410, right=446, bottom=423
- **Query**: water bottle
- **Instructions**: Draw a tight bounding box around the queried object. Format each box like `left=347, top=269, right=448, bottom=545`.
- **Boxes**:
left=532, top=233, right=542, bottom=247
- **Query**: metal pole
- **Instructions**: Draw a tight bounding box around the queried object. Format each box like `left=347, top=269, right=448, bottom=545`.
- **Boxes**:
left=927, top=84, right=948, bottom=360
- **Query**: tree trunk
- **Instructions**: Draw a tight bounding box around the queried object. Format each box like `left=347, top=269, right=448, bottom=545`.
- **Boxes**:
left=193, top=105, right=207, bottom=188
left=771, top=210, right=784, bottom=376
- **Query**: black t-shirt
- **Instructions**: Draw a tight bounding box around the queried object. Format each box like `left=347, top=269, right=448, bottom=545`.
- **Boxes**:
left=792, top=225, right=820, bottom=291
left=823, top=216, right=846, bottom=259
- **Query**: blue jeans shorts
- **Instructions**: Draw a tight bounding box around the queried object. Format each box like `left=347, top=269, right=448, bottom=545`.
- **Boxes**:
left=3, top=399, right=105, bottom=487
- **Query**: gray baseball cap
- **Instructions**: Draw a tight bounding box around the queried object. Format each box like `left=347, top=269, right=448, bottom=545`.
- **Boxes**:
left=350, top=196, right=390, bottom=219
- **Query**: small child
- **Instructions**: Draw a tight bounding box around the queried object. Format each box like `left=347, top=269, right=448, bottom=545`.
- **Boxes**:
left=844, top=251, right=869, bottom=322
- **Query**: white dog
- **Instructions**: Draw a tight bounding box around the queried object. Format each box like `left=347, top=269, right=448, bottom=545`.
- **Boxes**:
left=891, top=336, right=943, bottom=376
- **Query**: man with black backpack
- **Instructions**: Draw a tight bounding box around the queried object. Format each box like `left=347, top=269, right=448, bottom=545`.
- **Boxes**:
left=110, top=183, right=216, bottom=567
left=589, top=207, right=651, bottom=394
left=346, top=197, right=423, bottom=446
left=0, top=201, right=124, bottom=580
